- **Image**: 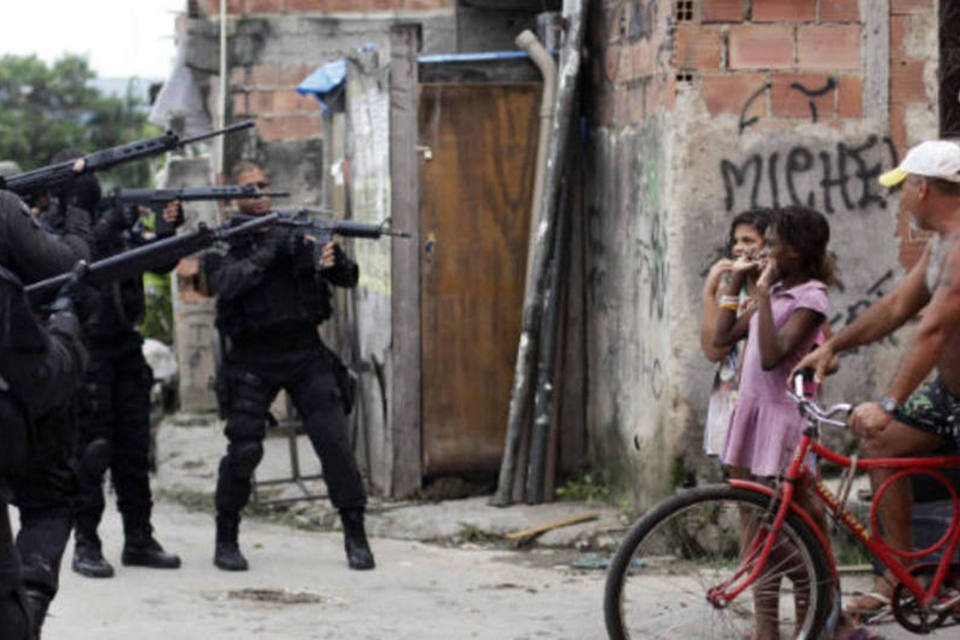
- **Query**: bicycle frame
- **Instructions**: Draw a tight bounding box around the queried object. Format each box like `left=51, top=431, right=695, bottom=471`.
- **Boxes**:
left=712, top=428, right=960, bottom=614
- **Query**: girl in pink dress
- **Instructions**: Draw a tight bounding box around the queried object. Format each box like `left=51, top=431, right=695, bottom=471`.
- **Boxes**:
left=713, top=205, right=834, bottom=640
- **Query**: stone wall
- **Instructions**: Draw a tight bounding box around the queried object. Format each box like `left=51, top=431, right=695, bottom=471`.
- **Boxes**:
left=584, top=0, right=941, bottom=507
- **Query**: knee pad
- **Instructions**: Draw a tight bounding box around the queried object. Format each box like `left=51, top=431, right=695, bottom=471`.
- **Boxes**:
left=230, top=441, right=263, bottom=477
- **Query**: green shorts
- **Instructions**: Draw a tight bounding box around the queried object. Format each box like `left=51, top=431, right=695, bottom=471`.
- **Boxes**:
left=894, top=377, right=960, bottom=449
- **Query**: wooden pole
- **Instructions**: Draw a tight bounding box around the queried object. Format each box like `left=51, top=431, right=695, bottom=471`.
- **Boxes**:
left=390, top=23, right=423, bottom=498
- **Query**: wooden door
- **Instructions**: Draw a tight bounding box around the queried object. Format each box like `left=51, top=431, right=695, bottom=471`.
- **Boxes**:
left=418, top=83, right=539, bottom=476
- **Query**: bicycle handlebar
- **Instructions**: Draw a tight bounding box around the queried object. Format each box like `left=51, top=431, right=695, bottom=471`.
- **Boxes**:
left=788, top=372, right=853, bottom=429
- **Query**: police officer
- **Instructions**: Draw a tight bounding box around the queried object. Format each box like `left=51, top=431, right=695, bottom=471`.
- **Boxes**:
left=0, top=182, right=91, bottom=638
left=203, top=160, right=374, bottom=571
left=64, top=159, right=182, bottom=579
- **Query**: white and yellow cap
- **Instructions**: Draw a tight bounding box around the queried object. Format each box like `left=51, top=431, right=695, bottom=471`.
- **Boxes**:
left=879, top=140, right=960, bottom=187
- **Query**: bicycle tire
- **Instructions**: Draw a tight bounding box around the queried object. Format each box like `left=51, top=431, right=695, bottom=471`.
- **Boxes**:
left=604, top=484, right=833, bottom=640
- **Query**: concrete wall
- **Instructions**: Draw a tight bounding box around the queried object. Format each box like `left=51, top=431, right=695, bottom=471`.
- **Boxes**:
left=584, top=0, right=941, bottom=508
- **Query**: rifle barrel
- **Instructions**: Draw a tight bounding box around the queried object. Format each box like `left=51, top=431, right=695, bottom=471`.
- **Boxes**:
left=178, top=120, right=255, bottom=146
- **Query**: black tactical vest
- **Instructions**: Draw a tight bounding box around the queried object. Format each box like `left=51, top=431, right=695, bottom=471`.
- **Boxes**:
left=214, top=233, right=332, bottom=342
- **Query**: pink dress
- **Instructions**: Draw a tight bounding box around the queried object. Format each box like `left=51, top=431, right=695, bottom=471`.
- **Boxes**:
left=721, top=280, right=829, bottom=477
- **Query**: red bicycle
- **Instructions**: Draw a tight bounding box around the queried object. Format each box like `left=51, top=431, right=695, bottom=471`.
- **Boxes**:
left=604, top=375, right=960, bottom=639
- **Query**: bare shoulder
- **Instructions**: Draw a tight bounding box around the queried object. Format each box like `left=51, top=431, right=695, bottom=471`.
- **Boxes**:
left=935, top=234, right=960, bottom=291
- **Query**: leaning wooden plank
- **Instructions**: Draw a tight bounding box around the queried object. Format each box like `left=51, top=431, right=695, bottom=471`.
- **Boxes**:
left=504, top=512, right=599, bottom=541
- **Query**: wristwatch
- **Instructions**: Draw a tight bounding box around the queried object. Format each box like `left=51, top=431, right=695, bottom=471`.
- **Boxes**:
left=879, top=396, right=899, bottom=414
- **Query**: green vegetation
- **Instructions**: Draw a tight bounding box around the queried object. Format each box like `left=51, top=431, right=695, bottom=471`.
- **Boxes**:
left=0, top=53, right=157, bottom=186
left=555, top=469, right=613, bottom=504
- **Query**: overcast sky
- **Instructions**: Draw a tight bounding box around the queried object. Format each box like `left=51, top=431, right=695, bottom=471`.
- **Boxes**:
left=7, top=0, right=185, bottom=79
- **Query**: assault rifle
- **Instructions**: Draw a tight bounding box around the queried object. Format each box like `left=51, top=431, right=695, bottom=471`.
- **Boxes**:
left=25, top=212, right=279, bottom=305
left=106, top=185, right=289, bottom=237
left=108, top=185, right=289, bottom=208
left=0, top=121, right=255, bottom=198
left=231, top=208, right=410, bottom=267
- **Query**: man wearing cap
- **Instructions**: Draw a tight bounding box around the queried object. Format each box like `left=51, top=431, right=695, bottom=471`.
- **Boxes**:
left=797, top=139, right=960, bottom=614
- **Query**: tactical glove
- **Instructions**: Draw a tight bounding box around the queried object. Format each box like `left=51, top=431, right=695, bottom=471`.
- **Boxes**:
left=50, top=262, right=100, bottom=328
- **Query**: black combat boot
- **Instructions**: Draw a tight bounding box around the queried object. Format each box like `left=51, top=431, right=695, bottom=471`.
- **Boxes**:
left=72, top=529, right=115, bottom=578
left=340, top=508, right=375, bottom=570
left=121, top=520, right=181, bottom=569
left=213, top=513, right=248, bottom=571
left=23, top=588, right=49, bottom=639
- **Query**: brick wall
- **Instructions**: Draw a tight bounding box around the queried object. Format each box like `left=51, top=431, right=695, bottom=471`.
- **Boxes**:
left=588, top=0, right=941, bottom=272
left=890, top=0, right=938, bottom=267
left=205, top=0, right=452, bottom=15
left=683, top=1, right=863, bottom=130
left=586, top=0, right=676, bottom=128
left=230, top=63, right=324, bottom=142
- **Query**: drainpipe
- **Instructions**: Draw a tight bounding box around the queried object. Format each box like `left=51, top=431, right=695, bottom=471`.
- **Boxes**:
left=516, top=29, right=557, bottom=289
left=493, top=0, right=587, bottom=506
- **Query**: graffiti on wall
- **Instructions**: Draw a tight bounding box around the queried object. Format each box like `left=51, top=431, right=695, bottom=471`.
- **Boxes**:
left=829, top=269, right=899, bottom=350
left=720, top=135, right=899, bottom=214
left=740, top=77, right=841, bottom=134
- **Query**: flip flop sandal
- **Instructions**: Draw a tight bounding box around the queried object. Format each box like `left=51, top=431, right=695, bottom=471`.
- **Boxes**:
left=844, top=592, right=893, bottom=625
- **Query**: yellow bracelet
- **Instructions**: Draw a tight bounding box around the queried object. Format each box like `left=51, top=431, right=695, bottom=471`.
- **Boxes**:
left=719, top=301, right=739, bottom=311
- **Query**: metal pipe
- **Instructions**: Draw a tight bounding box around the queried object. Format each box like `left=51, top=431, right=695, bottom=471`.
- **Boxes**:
left=526, top=175, right=571, bottom=504
left=492, top=0, right=587, bottom=506
left=516, top=29, right=557, bottom=289
left=218, top=0, right=228, bottom=179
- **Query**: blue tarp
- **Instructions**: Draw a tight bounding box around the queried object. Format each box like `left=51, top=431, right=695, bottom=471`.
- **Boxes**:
left=296, top=49, right=549, bottom=116
left=296, top=58, right=347, bottom=117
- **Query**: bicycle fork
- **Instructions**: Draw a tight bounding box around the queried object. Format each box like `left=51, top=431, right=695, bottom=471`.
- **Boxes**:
left=706, top=480, right=800, bottom=608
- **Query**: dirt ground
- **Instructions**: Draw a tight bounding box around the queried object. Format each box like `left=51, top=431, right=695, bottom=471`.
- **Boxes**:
left=41, top=500, right=610, bottom=639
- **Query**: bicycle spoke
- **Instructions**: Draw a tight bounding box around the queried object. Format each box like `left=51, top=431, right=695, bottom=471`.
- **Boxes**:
left=606, top=486, right=832, bottom=640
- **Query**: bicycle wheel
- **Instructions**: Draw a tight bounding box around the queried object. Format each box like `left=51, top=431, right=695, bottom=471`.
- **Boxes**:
left=604, top=484, right=833, bottom=640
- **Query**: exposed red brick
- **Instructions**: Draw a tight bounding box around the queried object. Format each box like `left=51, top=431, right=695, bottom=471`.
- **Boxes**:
left=752, top=0, right=816, bottom=22
left=673, top=25, right=722, bottom=70
left=246, top=0, right=284, bottom=12
left=729, top=25, right=794, bottom=69
left=819, top=0, right=860, bottom=22
left=249, top=63, right=314, bottom=89
left=273, top=90, right=319, bottom=114
left=230, top=67, right=249, bottom=86
left=604, top=45, right=621, bottom=85
left=248, top=90, right=275, bottom=113
left=890, top=15, right=908, bottom=60
left=890, top=102, right=908, bottom=155
left=257, top=113, right=324, bottom=141
left=769, top=73, right=835, bottom=118
left=250, top=64, right=281, bottom=87
left=402, top=0, right=454, bottom=8
left=700, top=73, right=767, bottom=116
left=621, top=40, right=657, bottom=82
left=232, top=92, right=249, bottom=116
left=206, top=0, right=243, bottom=15
left=796, top=25, right=861, bottom=70
left=701, top=0, right=745, bottom=23
left=890, top=59, right=927, bottom=105
left=836, top=75, right=862, bottom=117
left=891, top=0, right=933, bottom=14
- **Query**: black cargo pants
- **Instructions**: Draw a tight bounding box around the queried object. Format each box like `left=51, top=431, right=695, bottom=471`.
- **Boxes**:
left=215, top=340, right=365, bottom=516
left=73, top=330, right=154, bottom=536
